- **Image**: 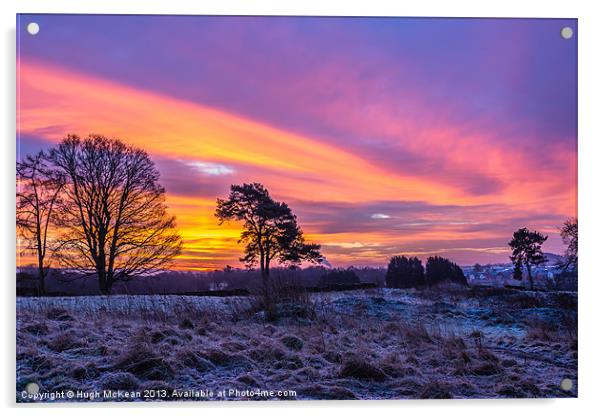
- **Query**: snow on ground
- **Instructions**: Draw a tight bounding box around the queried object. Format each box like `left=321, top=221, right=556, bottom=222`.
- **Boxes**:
left=16, top=287, right=577, bottom=401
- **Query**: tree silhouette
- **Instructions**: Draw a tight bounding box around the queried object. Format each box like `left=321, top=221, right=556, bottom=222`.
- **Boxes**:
left=49, top=134, right=182, bottom=295
left=215, top=183, right=322, bottom=295
left=16, top=151, right=65, bottom=295
left=386, top=256, right=424, bottom=288
left=560, top=218, right=578, bottom=271
left=508, top=227, right=548, bottom=290
left=425, top=256, right=467, bottom=286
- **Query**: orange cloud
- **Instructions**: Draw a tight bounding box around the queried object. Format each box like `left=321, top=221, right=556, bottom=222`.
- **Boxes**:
left=18, top=59, right=492, bottom=205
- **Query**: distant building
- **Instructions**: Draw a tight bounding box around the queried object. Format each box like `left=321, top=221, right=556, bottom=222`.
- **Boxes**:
left=209, top=281, right=229, bottom=291
left=465, top=264, right=558, bottom=289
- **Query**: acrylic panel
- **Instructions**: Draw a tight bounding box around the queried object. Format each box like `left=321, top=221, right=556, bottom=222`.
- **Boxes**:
left=16, top=14, right=578, bottom=402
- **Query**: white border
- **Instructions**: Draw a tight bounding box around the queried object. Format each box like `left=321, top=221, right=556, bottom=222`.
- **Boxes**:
left=2, top=1, right=601, bottom=415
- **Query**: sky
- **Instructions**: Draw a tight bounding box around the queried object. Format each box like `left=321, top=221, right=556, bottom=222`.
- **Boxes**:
left=16, top=15, right=577, bottom=270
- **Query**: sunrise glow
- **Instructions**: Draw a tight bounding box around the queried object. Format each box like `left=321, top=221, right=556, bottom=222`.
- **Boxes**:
left=17, top=16, right=577, bottom=269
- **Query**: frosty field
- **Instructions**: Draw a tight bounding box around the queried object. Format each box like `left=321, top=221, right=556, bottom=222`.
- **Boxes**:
left=16, top=287, right=577, bottom=401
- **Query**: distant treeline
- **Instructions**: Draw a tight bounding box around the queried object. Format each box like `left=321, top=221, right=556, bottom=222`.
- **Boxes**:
left=16, top=266, right=385, bottom=296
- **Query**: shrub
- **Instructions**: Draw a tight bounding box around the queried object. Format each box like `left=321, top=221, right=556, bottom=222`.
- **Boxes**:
left=553, top=270, right=578, bottom=291
left=425, top=256, right=467, bottom=286
left=250, top=275, right=316, bottom=322
left=551, top=292, right=577, bottom=310
left=386, top=256, right=425, bottom=288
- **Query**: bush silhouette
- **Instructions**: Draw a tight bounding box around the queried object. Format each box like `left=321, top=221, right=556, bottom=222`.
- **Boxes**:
left=386, top=256, right=425, bottom=288
left=425, top=256, right=467, bottom=286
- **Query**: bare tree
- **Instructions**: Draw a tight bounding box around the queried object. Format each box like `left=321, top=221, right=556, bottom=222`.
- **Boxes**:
left=49, top=134, right=182, bottom=295
left=16, top=151, right=65, bottom=295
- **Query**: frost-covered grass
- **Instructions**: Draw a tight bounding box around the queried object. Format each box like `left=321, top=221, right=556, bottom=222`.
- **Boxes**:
left=17, top=294, right=238, bottom=321
left=16, top=287, right=577, bottom=401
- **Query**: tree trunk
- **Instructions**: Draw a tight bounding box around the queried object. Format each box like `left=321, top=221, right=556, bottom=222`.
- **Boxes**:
left=98, top=269, right=110, bottom=295
left=264, top=249, right=272, bottom=296
left=99, top=279, right=109, bottom=295
left=37, top=265, right=45, bottom=296
left=259, top=247, right=265, bottom=289
left=106, top=277, right=114, bottom=296
left=260, top=265, right=271, bottom=298
left=526, top=264, right=534, bottom=290
left=36, top=225, right=45, bottom=295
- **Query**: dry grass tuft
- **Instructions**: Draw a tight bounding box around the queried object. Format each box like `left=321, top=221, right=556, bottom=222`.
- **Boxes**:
left=100, top=372, right=140, bottom=390
left=419, top=379, right=454, bottom=399
left=280, top=334, right=304, bottom=351
left=114, top=341, right=174, bottom=380
left=339, top=355, right=389, bottom=382
left=174, top=349, right=216, bottom=372
left=46, top=330, right=82, bottom=352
